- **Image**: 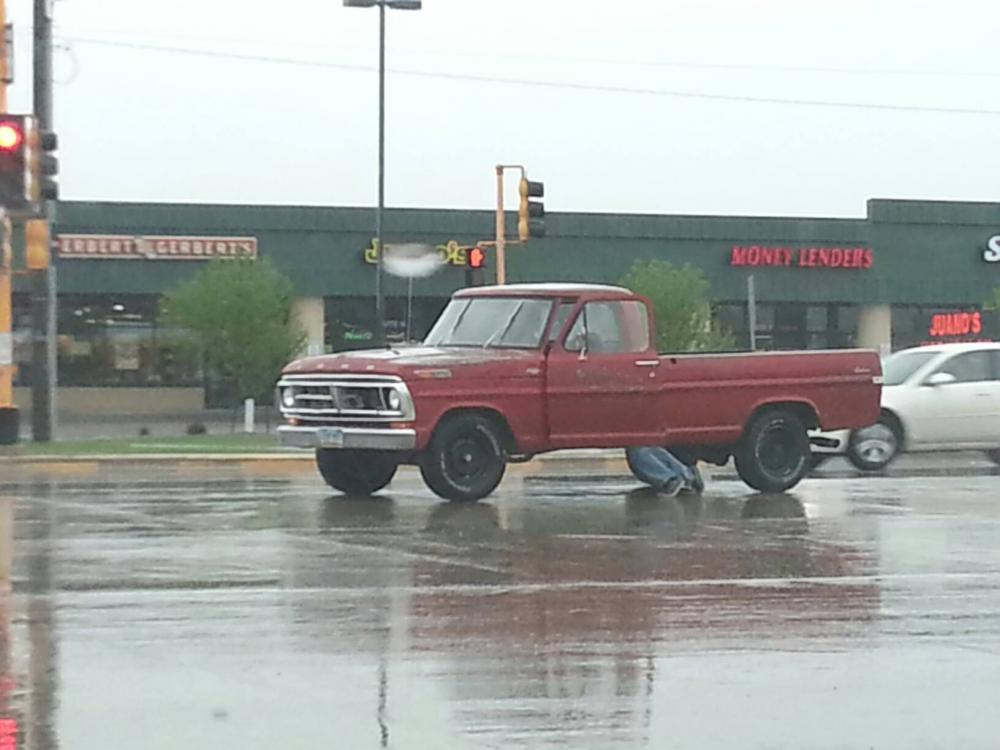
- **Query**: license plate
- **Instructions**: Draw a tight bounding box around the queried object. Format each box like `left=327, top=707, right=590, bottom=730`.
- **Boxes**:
left=317, top=427, right=345, bottom=448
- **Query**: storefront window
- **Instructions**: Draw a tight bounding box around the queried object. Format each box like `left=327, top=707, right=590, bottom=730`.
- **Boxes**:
left=325, top=296, right=448, bottom=351
left=11, top=294, right=32, bottom=386
left=891, top=304, right=991, bottom=350
left=713, top=301, right=857, bottom=351
left=56, top=295, right=199, bottom=387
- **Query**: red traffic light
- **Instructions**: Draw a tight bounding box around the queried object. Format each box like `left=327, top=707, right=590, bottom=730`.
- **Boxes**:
left=0, top=122, right=23, bottom=151
left=468, top=246, right=486, bottom=269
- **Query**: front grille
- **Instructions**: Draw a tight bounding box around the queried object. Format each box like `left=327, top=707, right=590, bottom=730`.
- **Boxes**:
left=277, top=374, right=414, bottom=423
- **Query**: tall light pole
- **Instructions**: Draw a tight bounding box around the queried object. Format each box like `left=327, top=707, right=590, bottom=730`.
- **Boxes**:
left=343, top=0, right=421, bottom=345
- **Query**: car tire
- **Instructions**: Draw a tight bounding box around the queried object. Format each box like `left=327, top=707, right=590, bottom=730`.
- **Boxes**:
left=420, top=414, right=507, bottom=502
left=315, top=449, right=398, bottom=496
left=846, top=419, right=900, bottom=472
left=734, top=409, right=811, bottom=493
left=985, top=449, right=1000, bottom=467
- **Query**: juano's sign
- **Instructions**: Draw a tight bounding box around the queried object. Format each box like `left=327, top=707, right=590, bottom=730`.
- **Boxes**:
left=58, top=234, right=258, bottom=261
left=928, top=311, right=982, bottom=338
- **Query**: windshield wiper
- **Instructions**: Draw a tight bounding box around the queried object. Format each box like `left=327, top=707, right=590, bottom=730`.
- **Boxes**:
left=483, top=302, right=525, bottom=349
left=439, top=300, right=472, bottom=345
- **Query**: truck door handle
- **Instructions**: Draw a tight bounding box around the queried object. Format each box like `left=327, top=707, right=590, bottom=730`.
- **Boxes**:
left=634, top=359, right=660, bottom=368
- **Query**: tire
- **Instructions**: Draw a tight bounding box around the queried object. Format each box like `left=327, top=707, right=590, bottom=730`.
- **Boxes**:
left=734, top=409, right=811, bottom=493
left=984, top=449, right=1000, bottom=467
left=846, top=418, right=900, bottom=472
left=420, top=414, right=507, bottom=502
left=315, top=449, right=398, bottom=496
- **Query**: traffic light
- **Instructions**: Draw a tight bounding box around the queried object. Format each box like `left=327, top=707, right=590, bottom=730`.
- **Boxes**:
left=29, top=127, right=58, bottom=203
left=0, top=115, right=28, bottom=210
left=466, top=245, right=487, bottom=287
left=517, top=176, right=545, bottom=241
left=0, top=114, right=56, bottom=213
left=25, top=218, right=50, bottom=270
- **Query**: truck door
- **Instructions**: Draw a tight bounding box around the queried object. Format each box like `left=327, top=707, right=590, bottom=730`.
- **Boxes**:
left=545, top=299, right=663, bottom=447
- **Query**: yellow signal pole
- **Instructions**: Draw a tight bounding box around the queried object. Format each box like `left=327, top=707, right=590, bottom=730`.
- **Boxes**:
left=0, top=0, right=14, bottom=443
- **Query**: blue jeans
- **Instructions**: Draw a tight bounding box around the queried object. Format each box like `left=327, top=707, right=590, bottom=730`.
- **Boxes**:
left=626, top=446, right=695, bottom=490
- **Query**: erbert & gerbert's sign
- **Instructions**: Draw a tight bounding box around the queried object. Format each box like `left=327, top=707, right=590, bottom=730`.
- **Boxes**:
left=57, top=234, right=258, bottom=260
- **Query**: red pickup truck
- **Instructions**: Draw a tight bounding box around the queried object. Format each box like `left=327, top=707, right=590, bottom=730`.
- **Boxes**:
left=277, top=284, right=881, bottom=501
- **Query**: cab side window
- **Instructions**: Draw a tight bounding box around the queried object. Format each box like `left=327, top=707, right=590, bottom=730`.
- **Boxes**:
left=564, top=301, right=649, bottom=354
left=934, top=351, right=993, bottom=383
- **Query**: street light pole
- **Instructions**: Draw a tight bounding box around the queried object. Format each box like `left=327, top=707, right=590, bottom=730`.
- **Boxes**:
left=376, top=0, right=386, bottom=345
left=344, top=0, right=421, bottom=345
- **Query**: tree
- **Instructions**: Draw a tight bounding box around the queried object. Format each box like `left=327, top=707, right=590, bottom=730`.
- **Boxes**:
left=619, top=259, right=734, bottom=352
left=161, top=259, right=305, bottom=405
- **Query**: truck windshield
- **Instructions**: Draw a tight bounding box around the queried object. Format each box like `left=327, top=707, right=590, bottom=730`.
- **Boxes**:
left=424, top=297, right=554, bottom=348
left=882, top=349, right=937, bottom=385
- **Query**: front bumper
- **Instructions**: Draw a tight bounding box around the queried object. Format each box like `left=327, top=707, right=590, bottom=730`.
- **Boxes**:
left=278, top=425, right=417, bottom=451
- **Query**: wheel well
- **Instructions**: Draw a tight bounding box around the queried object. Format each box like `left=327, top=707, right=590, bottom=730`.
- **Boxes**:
left=747, top=401, right=820, bottom=432
left=879, top=408, right=905, bottom=447
left=433, top=408, right=517, bottom=453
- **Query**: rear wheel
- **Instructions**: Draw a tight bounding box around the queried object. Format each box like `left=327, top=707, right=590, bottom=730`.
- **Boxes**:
left=734, top=409, right=811, bottom=492
left=420, top=414, right=507, bottom=502
left=315, top=449, right=398, bottom=496
left=846, top=419, right=900, bottom=472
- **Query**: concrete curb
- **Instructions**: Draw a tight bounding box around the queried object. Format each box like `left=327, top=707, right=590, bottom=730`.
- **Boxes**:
left=0, top=450, right=632, bottom=480
left=1, top=450, right=995, bottom=481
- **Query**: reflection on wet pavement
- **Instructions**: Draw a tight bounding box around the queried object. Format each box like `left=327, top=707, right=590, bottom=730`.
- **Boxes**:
left=2, top=472, right=1000, bottom=749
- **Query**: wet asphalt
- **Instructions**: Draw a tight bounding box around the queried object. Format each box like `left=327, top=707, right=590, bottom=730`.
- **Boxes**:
left=2, top=467, right=1000, bottom=750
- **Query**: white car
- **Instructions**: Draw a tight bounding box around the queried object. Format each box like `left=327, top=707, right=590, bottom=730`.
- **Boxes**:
left=811, top=342, right=1000, bottom=471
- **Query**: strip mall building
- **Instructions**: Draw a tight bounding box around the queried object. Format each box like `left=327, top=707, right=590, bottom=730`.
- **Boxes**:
left=10, top=197, right=1000, bottom=415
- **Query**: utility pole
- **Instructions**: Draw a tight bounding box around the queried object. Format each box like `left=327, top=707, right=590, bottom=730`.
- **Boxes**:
left=31, top=0, right=56, bottom=441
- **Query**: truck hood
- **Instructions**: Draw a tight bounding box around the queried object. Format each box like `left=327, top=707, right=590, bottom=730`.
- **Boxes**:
left=282, top=345, right=539, bottom=377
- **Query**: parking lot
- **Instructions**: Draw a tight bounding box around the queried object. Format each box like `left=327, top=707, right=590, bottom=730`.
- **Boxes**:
left=3, top=467, right=1000, bottom=749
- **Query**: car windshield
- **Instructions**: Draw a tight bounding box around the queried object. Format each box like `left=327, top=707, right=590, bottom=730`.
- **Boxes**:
left=882, top=349, right=938, bottom=385
left=424, top=297, right=554, bottom=349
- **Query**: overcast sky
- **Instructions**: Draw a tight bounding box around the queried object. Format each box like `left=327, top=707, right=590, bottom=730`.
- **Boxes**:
left=6, top=0, right=1000, bottom=217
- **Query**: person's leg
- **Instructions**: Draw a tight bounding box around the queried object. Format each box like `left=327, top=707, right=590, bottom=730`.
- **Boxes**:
left=627, top=446, right=693, bottom=491
left=657, top=449, right=695, bottom=485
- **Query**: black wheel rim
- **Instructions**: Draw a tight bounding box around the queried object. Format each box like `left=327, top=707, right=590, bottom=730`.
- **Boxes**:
left=447, top=435, right=491, bottom=480
left=758, top=422, right=802, bottom=477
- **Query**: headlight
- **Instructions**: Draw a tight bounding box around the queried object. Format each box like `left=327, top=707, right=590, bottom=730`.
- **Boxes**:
left=281, top=387, right=297, bottom=408
left=386, top=390, right=402, bottom=411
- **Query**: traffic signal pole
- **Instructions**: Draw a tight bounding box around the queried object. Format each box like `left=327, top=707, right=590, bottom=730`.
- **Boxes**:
left=495, top=166, right=507, bottom=285
left=494, top=164, right=544, bottom=286
left=31, top=0, right=56, bottom=441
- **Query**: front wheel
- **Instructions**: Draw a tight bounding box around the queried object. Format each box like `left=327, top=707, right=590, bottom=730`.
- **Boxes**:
left=315, top=449, right=398, bottom=496
left=846, top=420, right=900, bottom=472
left=734, top=409, right=811, bottom=493
left=420, top=414, right=507, bottom=502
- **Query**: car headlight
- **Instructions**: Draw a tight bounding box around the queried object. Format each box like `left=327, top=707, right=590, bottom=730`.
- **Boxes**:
left=386, top=389, right=402, bottom=411
left=281, top=387, right=297, bottom=408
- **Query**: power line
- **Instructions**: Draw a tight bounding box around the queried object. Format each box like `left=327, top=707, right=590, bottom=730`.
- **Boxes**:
left=58, top=35, right=1000, bottom=117
left=51, top=24, right=1000, bottom=78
